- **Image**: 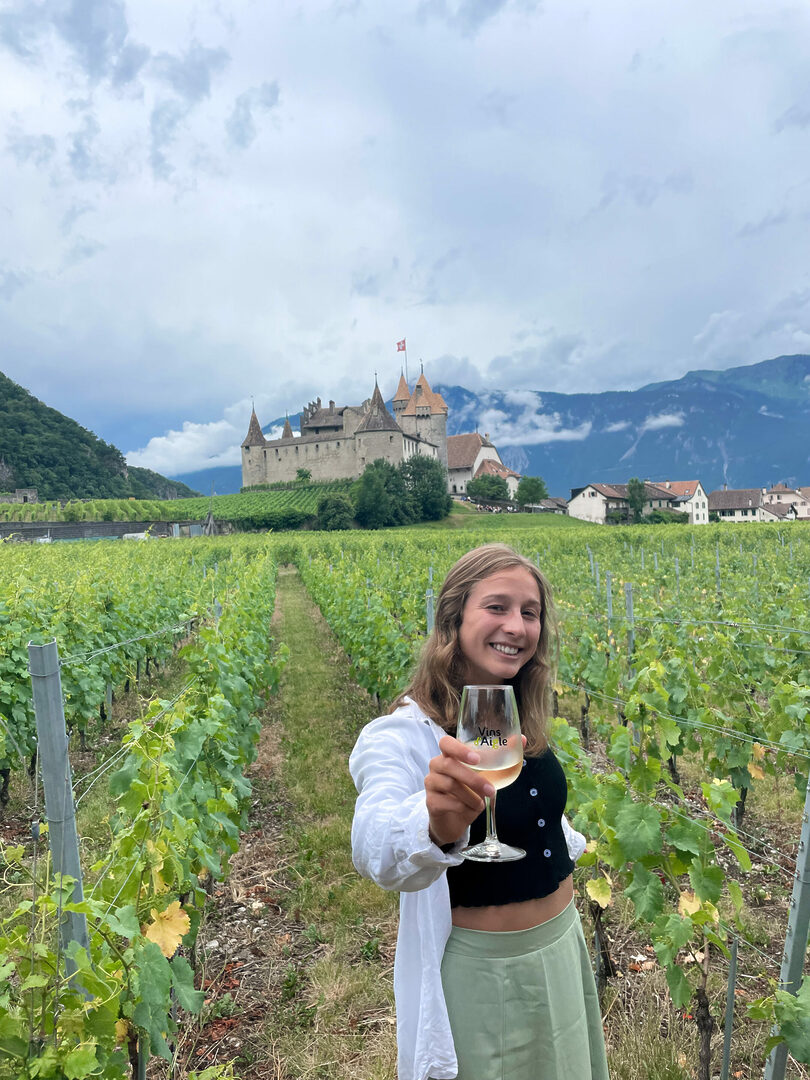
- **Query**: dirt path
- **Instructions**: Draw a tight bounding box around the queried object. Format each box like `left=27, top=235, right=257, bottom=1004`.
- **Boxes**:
left=175, top=567, right=397, bottom=1080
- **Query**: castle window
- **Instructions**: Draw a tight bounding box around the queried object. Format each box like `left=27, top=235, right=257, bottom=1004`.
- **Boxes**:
left=316, top=444, right=319, bottom=451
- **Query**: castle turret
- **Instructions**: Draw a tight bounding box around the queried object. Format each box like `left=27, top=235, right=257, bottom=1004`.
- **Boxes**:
left=281, top=415, right=294, bottom=440
left=241, top=408, right=267, bottom=488
left=392, top=373, right=411, bottom=419
left=400, top=373, right=448, bottom=467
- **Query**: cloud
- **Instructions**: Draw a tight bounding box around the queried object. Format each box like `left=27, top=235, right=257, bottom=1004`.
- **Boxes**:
left=225, top=81, right=280, bottom=149
left=418, top=0, right=534, bottom=38
left=67, top=113, right=113, bottom=182
left=603, top=420, right=631, bottom=433
left=0, top=0, right=146, bottom=84
left=639, top=412, right=685, bottom=433
left=737, top=209, right=790, bottom=238
left=0, top=268, right=29, bottom=301
left=127, top=418, right=243, bottom=474
left=476, top=398, right=592, bottom=447
left=6, top=131, right=56, bottom=167
left=594, top=170, right=694, bottom=213
left=148, top=99, right=189, bottom=180
left=63, top=236, right=105, bottom=267
left=151, top=41, right=229, bottom=103
left=52, top=0, right=129, bottom=81
left=758, top=404, right=784, bottom=418
left=774, top=104, right=810, bottom=132
left=126, top=396, right=292, bottom=474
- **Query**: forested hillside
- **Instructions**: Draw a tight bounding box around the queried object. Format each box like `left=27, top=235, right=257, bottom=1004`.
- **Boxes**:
left=0, top=371, right=198, bottom=500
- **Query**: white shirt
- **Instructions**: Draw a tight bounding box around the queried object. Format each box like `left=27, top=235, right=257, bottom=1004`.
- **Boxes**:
left=349, top=697, right=586, bottom=1080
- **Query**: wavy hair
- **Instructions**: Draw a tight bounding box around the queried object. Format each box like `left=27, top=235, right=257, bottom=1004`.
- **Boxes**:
left=393, top=543, right=558, bottom=755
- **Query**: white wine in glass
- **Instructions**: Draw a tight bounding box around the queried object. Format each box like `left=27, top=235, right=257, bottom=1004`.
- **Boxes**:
left=457, top=684, right=525, bottom=862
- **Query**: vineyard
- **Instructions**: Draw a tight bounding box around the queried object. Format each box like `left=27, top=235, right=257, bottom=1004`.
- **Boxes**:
left=1, top=523, right=810, bottom=1077
left=0, top=482, right=354, bottom=529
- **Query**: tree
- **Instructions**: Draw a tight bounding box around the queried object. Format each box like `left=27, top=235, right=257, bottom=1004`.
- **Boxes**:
left=317, top=492, right=354, bottom=531
left=354, top=464, right=394, bottom=529
left=627, top=477, right=646, bottom=523
left=400, top=456, right=451, bottom=522
left=296, top=468, right=312, bottom=482
left=467, top=474, right=509, bottom=502
left=515, top=476, right=548, bottom=507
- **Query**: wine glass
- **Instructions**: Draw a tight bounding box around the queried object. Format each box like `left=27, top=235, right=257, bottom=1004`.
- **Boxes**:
left=457, top=684, right=525, bottom=862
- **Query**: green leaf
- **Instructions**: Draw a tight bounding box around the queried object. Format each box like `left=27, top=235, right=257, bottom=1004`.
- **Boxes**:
left=171, top=955, right=205, bottom=1014
left=665, top=964, right=693, bottom=1010
left=614, top=801, right=662, bottom=860
left=721, top=831, right=752, bottom=872
left=727, top=879, right=744, bottom=918
left=63, top=1042, right=100, bottom=1080
left=609, top=727, right=633, bottom=771
left=688, top=862, right=724, bottom=904
left=624, top=863, right=664, bottom=922
left=665, top=820, right=704, bottom=859
left=105, top=904, right=141, bottom=940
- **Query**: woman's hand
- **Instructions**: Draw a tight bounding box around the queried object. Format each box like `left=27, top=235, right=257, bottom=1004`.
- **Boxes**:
left=425, top=735, right=495, bottom=847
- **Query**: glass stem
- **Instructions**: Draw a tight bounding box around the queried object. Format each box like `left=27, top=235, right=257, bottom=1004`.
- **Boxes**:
left=484, top=793, right=500, bottom=851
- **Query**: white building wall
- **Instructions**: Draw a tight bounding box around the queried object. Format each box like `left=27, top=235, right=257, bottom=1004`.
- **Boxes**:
left=567, top=488, right=608, bottom=524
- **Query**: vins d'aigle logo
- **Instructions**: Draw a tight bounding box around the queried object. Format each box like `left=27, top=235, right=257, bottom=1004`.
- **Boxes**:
left=472, top=726, right=508, bottom=748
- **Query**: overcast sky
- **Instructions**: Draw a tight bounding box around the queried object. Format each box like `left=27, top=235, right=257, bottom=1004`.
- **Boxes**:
left=3, top=0, right=810, bottom=476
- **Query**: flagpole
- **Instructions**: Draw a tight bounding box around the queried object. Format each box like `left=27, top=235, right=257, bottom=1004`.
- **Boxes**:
left=404, top=346, right=408, bottom=385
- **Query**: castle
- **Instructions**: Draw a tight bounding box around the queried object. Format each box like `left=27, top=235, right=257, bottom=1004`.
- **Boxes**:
left=241, top=372, right=449, bottom=488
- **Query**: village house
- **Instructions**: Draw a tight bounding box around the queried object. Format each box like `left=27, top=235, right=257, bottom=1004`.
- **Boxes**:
left=567, top=482, right=678, bottom=524
left=657, top=480, right=709, bottom=524
left=446, top=433, right=520, bottom=498
left=762, top=483, right=810, bottom=520
left=707, top=488, right=772, bottom=522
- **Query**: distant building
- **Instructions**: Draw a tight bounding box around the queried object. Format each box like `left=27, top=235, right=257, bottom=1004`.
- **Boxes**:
left=568, top=482, right=677, bottom=524
left=0, top=488, right=38, bottom=504
left=762, top=483, right=810, bottom=520
left=658, top=480, right=709, bottom=524
left=447, top=433, right=520, bottom=497
left=242, top=373, right=447, bottom=488
left=707, top=488, right=769, bottom=522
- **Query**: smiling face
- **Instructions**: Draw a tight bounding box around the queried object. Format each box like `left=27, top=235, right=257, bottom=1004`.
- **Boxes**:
left=457, top=566, right=543, bottom=685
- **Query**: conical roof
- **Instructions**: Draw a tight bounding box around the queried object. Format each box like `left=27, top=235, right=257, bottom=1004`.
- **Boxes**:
left=393, top=373, right=411, bottom=403
left=281, top=416, right=294, bottom=439
left=242, top=408, right=265, bottom=447
left=402, top=373, right=447, bottom=416
left=356, top=381, right=400, bottom=433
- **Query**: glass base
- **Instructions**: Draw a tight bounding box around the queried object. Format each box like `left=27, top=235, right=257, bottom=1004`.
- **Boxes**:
left=460, top=840, right=526, bottom=862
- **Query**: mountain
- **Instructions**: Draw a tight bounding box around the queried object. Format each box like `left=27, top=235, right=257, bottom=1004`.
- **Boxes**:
left=0, top=371, right=200, bottom=501
left=171, top=354, right=810, bottom=498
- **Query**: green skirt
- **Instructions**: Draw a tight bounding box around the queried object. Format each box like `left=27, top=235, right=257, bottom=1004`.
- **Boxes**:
left=439, top=900, right=609, bottom=1080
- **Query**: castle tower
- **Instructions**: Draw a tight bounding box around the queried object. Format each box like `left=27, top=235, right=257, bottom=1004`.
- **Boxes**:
left=400, top=372, right=448, bottom=467
left=241, top=407, right=267, bottom=487
left=392, top=372, right=411, bottom=420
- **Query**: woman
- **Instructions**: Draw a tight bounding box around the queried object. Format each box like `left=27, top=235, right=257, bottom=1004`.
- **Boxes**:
left=350, top=543, right=609, bottom=1080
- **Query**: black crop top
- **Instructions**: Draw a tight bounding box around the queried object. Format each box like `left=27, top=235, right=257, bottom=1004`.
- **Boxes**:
left=447, top=749, right=575, bottom=908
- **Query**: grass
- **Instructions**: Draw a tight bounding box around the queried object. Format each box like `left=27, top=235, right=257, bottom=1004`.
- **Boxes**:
left=255, top=568, right=397, bottom=1078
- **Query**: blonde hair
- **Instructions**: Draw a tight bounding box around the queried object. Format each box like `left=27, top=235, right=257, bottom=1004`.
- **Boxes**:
left=393, top=543, right=558, bottom=755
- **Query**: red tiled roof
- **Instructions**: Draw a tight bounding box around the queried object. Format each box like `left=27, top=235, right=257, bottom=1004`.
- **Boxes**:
left=659, top=480, right=701, bottom=497
left=447, top=432, right=494, bottom=470
left=475, top=459, right=520, bottom=481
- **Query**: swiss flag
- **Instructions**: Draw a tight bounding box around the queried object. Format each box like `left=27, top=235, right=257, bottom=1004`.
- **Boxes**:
left=396, top=338, right=406, bottom=351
